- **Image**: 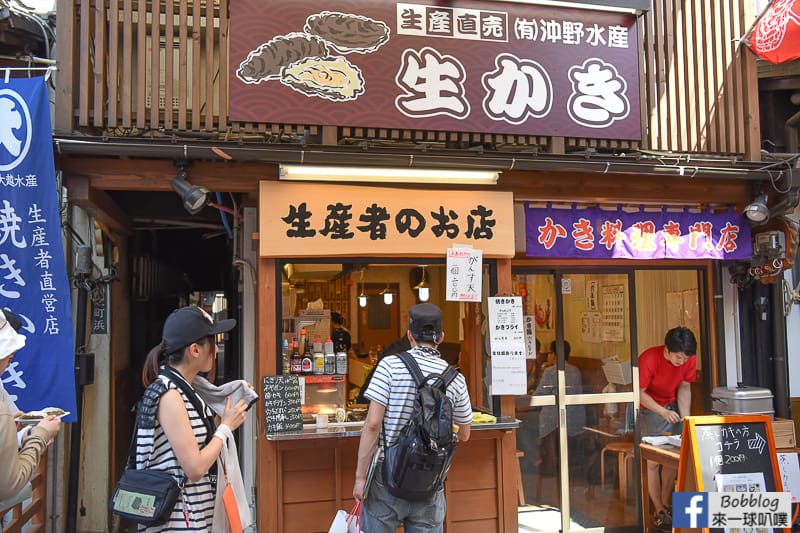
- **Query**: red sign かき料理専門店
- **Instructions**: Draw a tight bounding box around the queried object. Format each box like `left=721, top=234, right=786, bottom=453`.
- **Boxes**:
left=229, top=0, right=641, bottom=140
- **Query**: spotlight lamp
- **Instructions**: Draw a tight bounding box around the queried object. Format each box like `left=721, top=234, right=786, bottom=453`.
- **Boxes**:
left=171, top=161, right=209, bottom=215
left=413, top=265, right=430, bottom=302
left=743, top=193, right=769, bottom=224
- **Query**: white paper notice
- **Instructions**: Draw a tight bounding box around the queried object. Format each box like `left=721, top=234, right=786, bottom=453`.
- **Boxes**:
left=488, top=296, right=527, bottom=395
left=446, top=246, right=482, bottom=302
left=778, top=452, right=800, bottom=503
left=524, top=315, right=536, bottom=359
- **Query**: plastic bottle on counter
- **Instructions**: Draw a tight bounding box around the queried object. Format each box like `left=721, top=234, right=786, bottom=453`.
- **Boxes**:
left=336, top=352, right=348, bottom=375
left=281, top=339, right=290, bottom=375
left=324, top=337, right=336, bottom=374
left=313, top=337, right=323, bottom=353
left=298, top=329, right=307, bottom=355
left=313, top=350, right=325, bottom=375
left=301, top=344, right=313, bottom=375
left=290, top=340, right=302, bottom=374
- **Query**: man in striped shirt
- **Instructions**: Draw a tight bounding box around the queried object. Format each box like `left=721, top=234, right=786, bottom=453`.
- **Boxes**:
left=353, top=303, right=472, bottom=533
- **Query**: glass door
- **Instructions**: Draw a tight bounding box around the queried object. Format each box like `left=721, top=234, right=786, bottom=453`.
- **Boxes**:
left=514, top=270, right=638, bottom=532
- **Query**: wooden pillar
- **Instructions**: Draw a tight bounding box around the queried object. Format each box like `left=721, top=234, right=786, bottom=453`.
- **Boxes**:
left=257, top=257, right=279, bottom=533
left=496, top=258, right=516, bottom=420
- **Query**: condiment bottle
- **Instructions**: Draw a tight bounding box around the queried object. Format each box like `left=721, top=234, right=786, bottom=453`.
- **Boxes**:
left=290, top=340, right=302, bottom=374
left=281, top=339, right=290, bottom=374
left=324, top=337, right=335, bottom=374
left=313, top=349, right=325, bottom=375
left=301, top=342, right=314, bottom=375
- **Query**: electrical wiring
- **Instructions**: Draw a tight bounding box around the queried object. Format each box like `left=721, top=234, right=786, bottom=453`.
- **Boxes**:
left=214, top=192, right=233, bottom=239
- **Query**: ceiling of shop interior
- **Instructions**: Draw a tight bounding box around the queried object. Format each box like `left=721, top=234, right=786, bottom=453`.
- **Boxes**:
left=109, top=190, right=233, bottom=291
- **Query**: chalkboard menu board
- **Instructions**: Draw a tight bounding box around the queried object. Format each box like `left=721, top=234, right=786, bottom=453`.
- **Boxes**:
left=677, top=415, right=785, bottom=533
left=262, top=375, right=303, bottom=434
left=690, top=417, right=778, bottom=492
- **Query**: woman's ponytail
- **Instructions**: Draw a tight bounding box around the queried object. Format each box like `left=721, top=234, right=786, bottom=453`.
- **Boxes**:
left=142, top=340, right=168, bottom=386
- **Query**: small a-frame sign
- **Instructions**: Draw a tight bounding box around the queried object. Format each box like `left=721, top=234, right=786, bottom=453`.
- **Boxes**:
left=676, top=414, right=789, bottom=533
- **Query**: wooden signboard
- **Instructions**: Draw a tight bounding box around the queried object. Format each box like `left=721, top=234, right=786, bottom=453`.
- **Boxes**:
left=259, top=182, right=515, bottom=258
left=262, top=375, right=303, bottom=435
left=677, top=414, right=788, bottom=533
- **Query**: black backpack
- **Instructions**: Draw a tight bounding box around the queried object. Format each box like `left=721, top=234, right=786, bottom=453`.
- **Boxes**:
left=381, top=351, right=460, bottom=501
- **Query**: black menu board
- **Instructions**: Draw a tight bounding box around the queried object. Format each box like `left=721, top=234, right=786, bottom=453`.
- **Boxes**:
left=691, top=418, right=777, bottom=493
left=262, top=375, right=303, bottom=434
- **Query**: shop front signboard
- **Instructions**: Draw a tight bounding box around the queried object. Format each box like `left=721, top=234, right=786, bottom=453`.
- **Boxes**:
left=525, top=204, right=752, bottom=260
left=230, top=0, right=641, bottom=140
left=259, top=182, right=514, bottom=257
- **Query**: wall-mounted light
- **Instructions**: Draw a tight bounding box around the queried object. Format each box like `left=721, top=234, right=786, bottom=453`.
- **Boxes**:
left=743, top=190, right=800, bottom=227
left=413, top=265, right=430, bottom=302
left=743, top=192, right=769, bottom=224
left=171, top=160, right=209, bottom=215
left=279, top=164, right=500, bottom=185
left=380, top=283, right=393, bottom=305
left=358, top=270, right=367, bottom=308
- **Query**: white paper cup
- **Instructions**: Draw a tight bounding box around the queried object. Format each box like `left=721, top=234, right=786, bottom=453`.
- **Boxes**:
left=315, top=414, right=329, bottom=428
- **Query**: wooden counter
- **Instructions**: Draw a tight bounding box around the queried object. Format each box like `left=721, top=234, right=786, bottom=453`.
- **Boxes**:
left=260, top=423, right=520, bottom=532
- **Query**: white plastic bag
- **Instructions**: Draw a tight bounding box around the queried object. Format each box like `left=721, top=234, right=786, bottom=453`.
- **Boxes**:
left=327, top=501, right=361, bottom=533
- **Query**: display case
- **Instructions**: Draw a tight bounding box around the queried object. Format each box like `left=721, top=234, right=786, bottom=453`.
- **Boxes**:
left=302, top=375, right=347, bottom=418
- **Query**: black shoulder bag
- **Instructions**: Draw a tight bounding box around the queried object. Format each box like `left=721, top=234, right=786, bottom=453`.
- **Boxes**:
left=110, top=368, right=216, bottom=526
left=110, top=398, right=185, bottom=526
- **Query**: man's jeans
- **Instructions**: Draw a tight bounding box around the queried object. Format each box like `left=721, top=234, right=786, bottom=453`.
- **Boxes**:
left=361, top=461, right=446, bottom=533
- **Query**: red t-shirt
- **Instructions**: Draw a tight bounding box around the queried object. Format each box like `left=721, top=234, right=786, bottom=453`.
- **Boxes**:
left=638, top=344, right=696, bottom=407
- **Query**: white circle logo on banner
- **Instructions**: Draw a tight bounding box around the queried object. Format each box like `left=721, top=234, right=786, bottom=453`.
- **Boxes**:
left=0, top=88, right=33, bottom=172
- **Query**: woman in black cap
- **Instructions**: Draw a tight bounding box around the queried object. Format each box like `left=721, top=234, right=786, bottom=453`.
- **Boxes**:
left=136, top=306, right=250, bottom=531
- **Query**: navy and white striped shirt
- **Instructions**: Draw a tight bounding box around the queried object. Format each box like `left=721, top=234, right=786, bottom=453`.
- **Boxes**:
left=364, top=346, right=472, bottom=452
left=135, top=373, right=216, bottom=532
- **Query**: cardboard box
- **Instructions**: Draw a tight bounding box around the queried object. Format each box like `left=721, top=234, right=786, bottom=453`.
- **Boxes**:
left=773, top=418, right=796, bottom=449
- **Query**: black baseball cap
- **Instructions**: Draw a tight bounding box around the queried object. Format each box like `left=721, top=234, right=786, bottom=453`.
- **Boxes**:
left=162, top=306, right=236, bottom=354
left=408, top=303, right=442, bottom=342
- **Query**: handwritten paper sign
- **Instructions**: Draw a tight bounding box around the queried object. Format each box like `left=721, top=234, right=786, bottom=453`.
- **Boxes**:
left=523, top=315, right=536, bottom=359
left=777, top=452, right=800, bottom=503
left=487, top=296, right=526, bottom=395
left=262, top=375, right=303, bottom=435
left=446, top=245, right=483, bottom=302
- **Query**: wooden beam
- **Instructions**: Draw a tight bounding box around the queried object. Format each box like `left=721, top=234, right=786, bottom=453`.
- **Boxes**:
left=499, top=171, right=753, bottom=209
left=56, top=157, right=276, bottom=194
left=54, top=156, right=752, bottom=209
left=64, top=176, right=132, bottom=240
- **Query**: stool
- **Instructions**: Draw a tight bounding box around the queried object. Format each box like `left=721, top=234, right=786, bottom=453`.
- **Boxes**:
left=601, top=441, right=634, bottom=501
left=515, top=449, right=525, bottom=506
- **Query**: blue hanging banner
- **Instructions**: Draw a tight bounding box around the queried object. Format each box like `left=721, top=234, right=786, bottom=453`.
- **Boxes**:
left=0, top=76, right=77, bottom=421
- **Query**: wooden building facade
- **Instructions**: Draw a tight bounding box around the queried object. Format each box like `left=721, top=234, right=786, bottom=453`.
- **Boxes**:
left=46, top=1, right=795, bottom=532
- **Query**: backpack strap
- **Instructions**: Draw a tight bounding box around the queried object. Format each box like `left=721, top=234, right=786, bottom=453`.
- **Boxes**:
left=395, top=351, right=425, bottom=387
left=396, top=350, right=459, bottom=391
left=161, top=366, right=216, bottom=445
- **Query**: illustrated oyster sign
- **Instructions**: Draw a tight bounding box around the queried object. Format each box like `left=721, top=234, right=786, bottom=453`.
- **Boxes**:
left=236, top=10, right=389, bottom=102
left=230, top=0, right=642, bottom=139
